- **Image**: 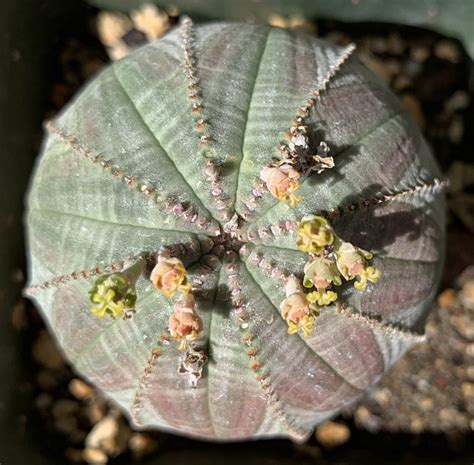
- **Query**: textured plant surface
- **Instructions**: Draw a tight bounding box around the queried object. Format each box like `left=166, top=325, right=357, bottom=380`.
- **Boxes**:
left=25, top=20, right=446, bottom=441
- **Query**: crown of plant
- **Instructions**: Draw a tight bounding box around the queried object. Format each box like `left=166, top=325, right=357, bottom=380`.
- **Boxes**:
left=25, top=18, right=446, bottom=442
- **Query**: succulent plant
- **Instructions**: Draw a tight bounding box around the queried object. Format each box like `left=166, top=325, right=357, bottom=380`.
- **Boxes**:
left=25, top=19, right=446, bottom=441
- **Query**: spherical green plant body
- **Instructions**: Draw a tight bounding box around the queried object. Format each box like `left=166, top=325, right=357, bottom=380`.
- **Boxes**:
left=25, top=20, right=445, bottom=441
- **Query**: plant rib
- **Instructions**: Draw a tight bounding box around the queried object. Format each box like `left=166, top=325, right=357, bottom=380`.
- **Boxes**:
left=225, top=256, right=309, bottom=441
left=247, top=177, right=448, bottom=242
left=45, top=121, right=216, bottom=233
left=239, top=42, right=356, bottom=221
left=179, top=17, right=233, bottom=222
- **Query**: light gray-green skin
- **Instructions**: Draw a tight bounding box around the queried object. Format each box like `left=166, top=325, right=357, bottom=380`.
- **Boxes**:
left=25, top=22, right=445, bottom=441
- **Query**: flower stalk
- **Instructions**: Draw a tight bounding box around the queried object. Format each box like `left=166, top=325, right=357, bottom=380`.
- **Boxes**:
left=169, top=293, right=203, bottom=350
left=296, top=215, right=381, bottom=293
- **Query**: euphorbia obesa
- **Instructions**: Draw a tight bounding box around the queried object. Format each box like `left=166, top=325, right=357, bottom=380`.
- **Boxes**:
left=25, top=18, right=446, bottom=441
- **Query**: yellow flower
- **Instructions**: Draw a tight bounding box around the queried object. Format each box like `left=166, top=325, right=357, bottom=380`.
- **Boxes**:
left=280, top=276, right=319, bottom=337
left=260, top=163, right=301, bottom=206
left=296, top=216, right=334, bottom=253
left=303, top=256, right=342, bottom=291
left=354, top=266, right=381, bottom=290
left=150, top=257, right=191, bottom=298
left=307, top=290, right=338, bottom=306
left=89, top=273, right=137, bottom=319
left=335, top=242, right=381, bottom=290
left=169, top=293, right=203, bottom=350
left=286, top=314, right=316, bottom=337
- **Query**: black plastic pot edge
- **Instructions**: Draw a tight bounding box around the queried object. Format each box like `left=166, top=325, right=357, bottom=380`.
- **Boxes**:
left=0, top=1, right=90, bottom=463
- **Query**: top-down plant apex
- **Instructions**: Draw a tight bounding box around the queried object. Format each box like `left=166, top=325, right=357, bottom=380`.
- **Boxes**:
left=24, top=19, right=446, bottom=441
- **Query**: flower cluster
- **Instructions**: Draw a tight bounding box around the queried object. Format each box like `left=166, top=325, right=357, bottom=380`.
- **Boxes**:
left=150, top=256, right=203, bottom=349
left=297, top=215, right=381, bottom=296
left=89, top=259, right=145, bottom=319
left=89, top=272, right=138, bottom=319
left=150, top=256, right=191, bottom=298
left=296, top=215, right=334, bottom=253
left=279, top=215, right=381, bottom=337
left=280, top=276, right=320, bottom=337
left=88, top=255, right=203, bottom=351
left=335, top=242, right=381, bottom=290
left=260, top=163, right=301, bottom=207
left=259, top=124, right=334, bottom=206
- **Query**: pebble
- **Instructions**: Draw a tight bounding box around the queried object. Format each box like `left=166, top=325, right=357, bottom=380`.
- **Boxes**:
left=437, top=288, right=457, bottom=309
left=385, top=58, right=401, bottom=77
left=386, top=32, right=404, bottom=54
left=373, top=388, right=391, bottom=406
left=131, top=4, right=170, bottom=41
left=129, top=432, right=159, bottom=459
left=315, top=421, right=351, bottom=448
left=420, top=397, right=434, bottom=411
left=32, top=330, right=65, bottom=370
left=467, top=366, right=474, bottom=381
left=460, top=280, right=474, bottom=311
left=85, top=415, right=119, bottom=452
left=11, top=268, right=25, bottom=283
left=69, top=378, right=94, bottom=400
left=369, top=36, right=387, bottom=54
left=450, top=314, right=474, bottom=340
left=467, top=343, right=474, bottom=357
left=359, top=53, right=394, bottom=84
left=10, top=299, right=28, bottom=330
left=410, top=45, right=430, bottom=63
left=53, top=398, right=78, bottom=416
left=447, top=161, right=474, bottom=194
left=97, top=5, right=172, bottom=61
left=401, top=94, right=426, bottom=129
left=36, top=369, right=59, bottom=391
left=83, top=447, right=108, bottom=465
left=461, top=382, right=474, bottom=399
left=52, top=399, right=80, bottom=431
left=267, top=14, right=317, bottom=33
left=393, top=75, right=412, bottom=91
left=435, top=40, right=462, bottom=63
left=85, top=414, right=131, bottom=457
left=85, top=401, right=106, bottom=424
left=410, top=417, right=424, bottom=433
left=445, top=90, right=471, bottom=112
left=108, top=43, right=129, bottom=61
left=448, top=116, right=465, bottom=144
left=96, top=12, right=132, bottom=47
left=35, top=392, right=53, bottom=411
left=402, top=59, right=422, bottom=78
left=354, top=405, right=382, bottom=433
